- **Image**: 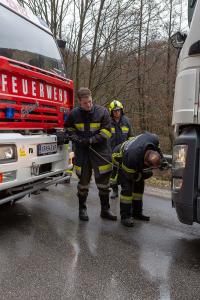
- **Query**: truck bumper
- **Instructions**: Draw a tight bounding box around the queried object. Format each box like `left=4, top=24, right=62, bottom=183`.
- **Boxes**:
left=0, top=172, right=68, bottom=205
left=0, top=133, right=70, bottom=204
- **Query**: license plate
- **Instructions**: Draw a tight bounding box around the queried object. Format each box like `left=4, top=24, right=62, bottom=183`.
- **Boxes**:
left=37, top=143, right=57, bottom=155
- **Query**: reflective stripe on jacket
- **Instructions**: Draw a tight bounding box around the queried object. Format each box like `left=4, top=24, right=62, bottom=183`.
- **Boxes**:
left=112, top=132, right=162, bottom=174
left=65, top=104, right=112, bottom=175
left=110, top=115, right=134, bottom=151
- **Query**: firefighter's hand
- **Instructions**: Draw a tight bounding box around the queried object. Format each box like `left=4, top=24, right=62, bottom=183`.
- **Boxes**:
left=56, top=131, right=66, bottom=145
left=159, top=160, right=171, bottom=170
left=70, top=134, right=81, bottom=143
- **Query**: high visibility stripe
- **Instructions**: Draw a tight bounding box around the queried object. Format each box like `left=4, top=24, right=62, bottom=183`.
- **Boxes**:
left=78, top=183, right=89, bottom=189
left=65, top=169, right=73, bottom=174
left=99, top=164, right=112, bottom=174
left=110, top=173, right=118, bottom=184
left=121, top=163, right=136, bottom=174
left=90, top=123, right=101, bottom=131
left=112, top=152, right=122, bottom=158
left=132, top=193, right=143, bottom=200
left=111, top=127, right=115, bottom=133
left=100, top=128, right=112, bottom=139
left=75, top=123, right=84, bottom=131
left=112, top=156, right=120, bottom=167
left=121, top=135, right=142, bottom=152
left=121, top=126, right=129, bottom=133
left=96, top=183, right=110, bottom=189
left=120, top=194, right=133, bottom=203
left=112, top=152, right=122, bottom=166
left=74, top=165, right=82, bottom=175
left=67, top=127, right=76, bottom=132
left=120, top=140, right=128, bottom=152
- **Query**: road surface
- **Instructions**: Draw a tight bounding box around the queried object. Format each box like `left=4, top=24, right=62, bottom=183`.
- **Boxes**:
left=0, top=178, right=200, bottom=300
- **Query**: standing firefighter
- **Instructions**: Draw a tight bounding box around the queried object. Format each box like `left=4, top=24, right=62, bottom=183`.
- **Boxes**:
left=112, top=132, right=167, bottom=227
left=109, top=100, right=134, bottom=199
left=65, top=88, right=117, bottom=221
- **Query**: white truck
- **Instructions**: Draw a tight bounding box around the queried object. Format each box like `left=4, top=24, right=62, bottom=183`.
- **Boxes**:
left=0, top=0, right=74, bottom=205
left=171, top=0, right=200, bottom=224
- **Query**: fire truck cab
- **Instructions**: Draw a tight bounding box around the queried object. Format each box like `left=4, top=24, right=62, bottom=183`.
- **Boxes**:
left=0, top=0, right=74, bottom=204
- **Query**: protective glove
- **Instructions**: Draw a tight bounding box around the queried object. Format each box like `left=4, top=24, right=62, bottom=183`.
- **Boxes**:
left=70, top=134, right=82, bottom=144
left=56, top=131, right=66, bottom=145
left=69, top=135, right=90, bottom=147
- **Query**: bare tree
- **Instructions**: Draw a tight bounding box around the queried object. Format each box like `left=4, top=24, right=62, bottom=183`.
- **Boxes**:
left=17, top=0, right=72, bottom=38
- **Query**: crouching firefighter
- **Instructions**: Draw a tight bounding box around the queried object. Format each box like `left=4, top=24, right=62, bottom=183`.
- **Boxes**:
left=65, top=87, right=117, bottom=221
left=112, top=132, right=168, bottom=227
left=109, top=100, right=134, bottom=199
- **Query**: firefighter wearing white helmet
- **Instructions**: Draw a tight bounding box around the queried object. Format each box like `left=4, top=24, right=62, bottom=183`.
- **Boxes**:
left=109, top=100, right=134, bottom=199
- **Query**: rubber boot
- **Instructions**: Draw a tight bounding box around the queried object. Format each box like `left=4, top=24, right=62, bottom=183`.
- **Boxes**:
left=132, top=200, right=150, bottom=221
left=110, top=185, right=119, bottom=199
left=100, top=195, right=117, bottom=220
left=120, top=202, right=134, bottom=227
left=78, top=195, right=89, bottom=221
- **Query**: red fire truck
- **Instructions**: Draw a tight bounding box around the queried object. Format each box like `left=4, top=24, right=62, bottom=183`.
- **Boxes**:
left=0, top=0, right=74, bottom=204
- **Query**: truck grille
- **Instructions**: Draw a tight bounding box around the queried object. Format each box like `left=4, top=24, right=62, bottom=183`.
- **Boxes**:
left=0, top=99, right=63, bottom=129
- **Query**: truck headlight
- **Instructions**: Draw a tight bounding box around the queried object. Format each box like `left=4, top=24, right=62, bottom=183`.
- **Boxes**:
left=172, top=178, right=183, bottom=191
left=172, top=145, right=188, bottom=170
left=0, top=171, right=17, bottom=183
left=0, top=145, right=17, bottom=163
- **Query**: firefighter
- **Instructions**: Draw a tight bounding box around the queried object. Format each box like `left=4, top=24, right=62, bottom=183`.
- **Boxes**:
left=109, top=100, right=134, bottom=199
left=65, top=87, right=117, bottom=222
left=112, top=132, right=168, bottom=227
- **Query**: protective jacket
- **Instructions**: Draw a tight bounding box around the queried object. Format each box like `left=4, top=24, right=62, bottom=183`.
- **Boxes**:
left=65, top=105, right=112, bottom=177
left=110, top=115, right=134, bottom=151
left=112, top=132, right=163, bottom=175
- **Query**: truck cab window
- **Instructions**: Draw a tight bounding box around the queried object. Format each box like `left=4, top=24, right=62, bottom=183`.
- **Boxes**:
left=188, top=0, right=197, bottom=26
left=0, top=4, right=66, bottom=77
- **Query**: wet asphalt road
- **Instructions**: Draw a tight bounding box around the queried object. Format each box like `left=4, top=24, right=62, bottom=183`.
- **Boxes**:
left=0, top=179, right=200, bottom=300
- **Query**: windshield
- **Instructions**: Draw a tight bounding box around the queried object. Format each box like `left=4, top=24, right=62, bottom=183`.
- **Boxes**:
left=0, top=4, right=66, bottom=77
left=188, top=0, right=197, bottom=27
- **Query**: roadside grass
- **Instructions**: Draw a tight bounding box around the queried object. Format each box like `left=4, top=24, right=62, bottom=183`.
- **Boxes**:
left=146, top=169, right=171, bottom=189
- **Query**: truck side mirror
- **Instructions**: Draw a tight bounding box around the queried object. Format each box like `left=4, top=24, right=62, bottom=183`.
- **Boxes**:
left=170, top=32, right=187, bottom=49
left=57, top=39, right=66, bottom=49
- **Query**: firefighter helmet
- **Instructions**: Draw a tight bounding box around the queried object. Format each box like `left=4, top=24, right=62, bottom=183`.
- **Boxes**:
left=109, top=100, right=123, bottom=113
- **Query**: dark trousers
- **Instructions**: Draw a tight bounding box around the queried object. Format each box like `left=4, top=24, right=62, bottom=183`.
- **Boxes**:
left=75, top=152, right=112, bottom=210
left=118, top=169, right=145, bottom=219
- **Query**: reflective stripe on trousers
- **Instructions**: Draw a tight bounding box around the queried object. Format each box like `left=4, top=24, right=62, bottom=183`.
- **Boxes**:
left=98, top=164, right=112, bottom=174
left=120, top=194, right=133, bottom=204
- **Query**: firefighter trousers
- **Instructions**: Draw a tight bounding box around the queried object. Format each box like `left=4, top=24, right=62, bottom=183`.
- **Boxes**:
left=118, top=169, right=145, bottom=219
left=74, top=148, right=112, bottom=205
